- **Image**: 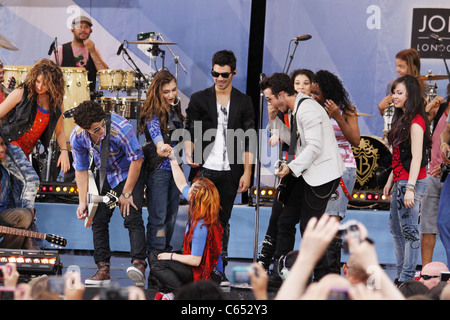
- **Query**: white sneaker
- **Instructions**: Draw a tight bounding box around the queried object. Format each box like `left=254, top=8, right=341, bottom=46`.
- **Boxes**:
left=126, top=265, right=145, bottom=287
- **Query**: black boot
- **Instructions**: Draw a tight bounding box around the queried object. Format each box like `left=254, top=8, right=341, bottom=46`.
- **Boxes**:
left=258, top=235, right=276, bottom=271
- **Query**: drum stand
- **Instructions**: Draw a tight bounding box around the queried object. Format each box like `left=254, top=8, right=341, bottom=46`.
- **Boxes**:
left=119, top=44, right=149, bottom=135
left=156, top=33, right=188, bottom=79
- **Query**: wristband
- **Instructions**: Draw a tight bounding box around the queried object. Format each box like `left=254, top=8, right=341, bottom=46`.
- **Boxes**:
left=441, top=142, right=448, bottom=149
left=170, top=253, right=174, bottom=260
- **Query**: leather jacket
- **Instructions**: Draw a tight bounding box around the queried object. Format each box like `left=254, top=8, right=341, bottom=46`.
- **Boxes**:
left=0, top=85, right=62, bottom=150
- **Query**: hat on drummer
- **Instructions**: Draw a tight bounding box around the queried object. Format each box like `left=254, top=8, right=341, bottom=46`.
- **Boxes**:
left=71, top=15, right=93, bottom=28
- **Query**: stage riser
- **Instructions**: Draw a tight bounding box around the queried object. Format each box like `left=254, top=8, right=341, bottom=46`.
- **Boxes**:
left=35, top=203, right=447, bottom=265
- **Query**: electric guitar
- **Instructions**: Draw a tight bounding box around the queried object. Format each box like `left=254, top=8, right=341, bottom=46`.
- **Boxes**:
left=84, top=168, right=118, bottom=228
left=0, top=76, right=15, bottom=98
left=0, top=225, right=67, bottom=247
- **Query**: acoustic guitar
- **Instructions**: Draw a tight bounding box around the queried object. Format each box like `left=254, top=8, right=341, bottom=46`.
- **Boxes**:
left=0, top=225, right=67, bottom=247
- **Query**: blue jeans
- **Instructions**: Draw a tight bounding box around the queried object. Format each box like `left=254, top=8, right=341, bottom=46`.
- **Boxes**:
left=3, top=144, right=40, bottom=209
left=437, top=176, right=450, bottom=268
left=389, top=179, right=427, bottom=281
left=146, top=169, right=180, bottom=253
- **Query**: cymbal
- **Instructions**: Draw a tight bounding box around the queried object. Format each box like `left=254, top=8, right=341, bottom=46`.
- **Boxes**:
left=357, top=112, right=374, bottom=117
left=128, top=40, right=177, bottom=45
left=417, top=74, right=449, bottom=81
left=0, top=34, right=19, bottom=51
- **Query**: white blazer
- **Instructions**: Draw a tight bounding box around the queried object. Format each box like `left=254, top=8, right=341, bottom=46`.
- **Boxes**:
left=267, top=93, right=344, bottom=186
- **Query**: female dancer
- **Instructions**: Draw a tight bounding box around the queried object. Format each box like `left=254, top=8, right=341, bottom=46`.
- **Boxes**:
left=383, top=74, right=431, bottom=283
left=138, top=70, right=184, bottom=254
left=149, top=152, right=223, bottom=300
left=310, top=70, right=360, bottom=277
left=0, top=59, right=69, bottom=209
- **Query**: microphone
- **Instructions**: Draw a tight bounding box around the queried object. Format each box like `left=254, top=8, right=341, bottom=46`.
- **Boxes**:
left=117, top=40, right=126, bottom=55
left=291, top=34, right=312, bottom=41
left=48, top=37, right=57, bottom=56
left=429, top=33, right=443, bottom=43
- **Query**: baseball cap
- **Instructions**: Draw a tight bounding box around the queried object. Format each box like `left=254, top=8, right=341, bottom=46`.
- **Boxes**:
left=71, top=16, right=93, bottom=27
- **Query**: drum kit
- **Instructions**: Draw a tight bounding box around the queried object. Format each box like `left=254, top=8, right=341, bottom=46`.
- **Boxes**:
left=1, top=32, right=186, bottom=183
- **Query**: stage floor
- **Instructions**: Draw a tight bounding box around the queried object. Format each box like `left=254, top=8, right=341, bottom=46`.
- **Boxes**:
left=52, top=249, right=398, bottom=300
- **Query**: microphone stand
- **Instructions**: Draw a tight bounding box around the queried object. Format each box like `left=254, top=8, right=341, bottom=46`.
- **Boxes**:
left=438, top=42, right=450, bottom=85
left=253, top=74, right=265, bottom=263
left=283, top=39, right=300, bottom=74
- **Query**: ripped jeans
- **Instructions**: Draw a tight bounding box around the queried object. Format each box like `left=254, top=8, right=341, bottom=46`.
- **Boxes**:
left=3, top=144, right=40, bottom=209
left=389, top=179, right=427, bottom=281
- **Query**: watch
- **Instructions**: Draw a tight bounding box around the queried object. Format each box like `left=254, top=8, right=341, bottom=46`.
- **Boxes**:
left=122, top=192, right=131, bottom=199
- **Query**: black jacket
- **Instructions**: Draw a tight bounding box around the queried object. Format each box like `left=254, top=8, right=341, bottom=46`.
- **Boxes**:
left=185, top=85, right=255, bottom=184
left=0, top=85, right=61, bottom=150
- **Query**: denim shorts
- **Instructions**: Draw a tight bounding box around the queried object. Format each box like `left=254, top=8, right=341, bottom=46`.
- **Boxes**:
left=325, top=167, right=357, bottom=220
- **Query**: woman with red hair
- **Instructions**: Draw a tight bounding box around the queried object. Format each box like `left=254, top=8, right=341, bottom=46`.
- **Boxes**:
left=149, top=152, right=223, bottom=300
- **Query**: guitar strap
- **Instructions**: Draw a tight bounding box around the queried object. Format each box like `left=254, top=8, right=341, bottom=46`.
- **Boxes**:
left=99, top=114, right=111, bottom=194
left=286, top=97, right=310, bottom=163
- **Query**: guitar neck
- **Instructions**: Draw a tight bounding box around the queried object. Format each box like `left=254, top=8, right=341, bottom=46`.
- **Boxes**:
left=0, top=225, right=45, bottom=240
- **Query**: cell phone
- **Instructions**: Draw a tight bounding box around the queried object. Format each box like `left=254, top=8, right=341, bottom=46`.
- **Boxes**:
left=0, top=287, right=15, bottom=300
left=47, top=276, right=66, bottom=295
left=441, top=271, right=450, bottom=282
left=327, top=288, right=350, bottom=300
left=232, top=266, right=256, bottom=284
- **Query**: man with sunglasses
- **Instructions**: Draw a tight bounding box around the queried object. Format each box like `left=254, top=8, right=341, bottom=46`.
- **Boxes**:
left=185, top=50, right=255, bottom=286
left=418, top=261, right=449, bottom=289
left=70, top=100, right=146, bottom=287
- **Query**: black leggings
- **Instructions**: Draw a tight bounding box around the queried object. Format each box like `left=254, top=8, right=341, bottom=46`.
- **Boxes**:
left=149, top=250, right=193, bottom=293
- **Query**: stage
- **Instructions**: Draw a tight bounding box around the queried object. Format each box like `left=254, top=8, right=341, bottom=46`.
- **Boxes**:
left=27, top=200, right=447, bottom=300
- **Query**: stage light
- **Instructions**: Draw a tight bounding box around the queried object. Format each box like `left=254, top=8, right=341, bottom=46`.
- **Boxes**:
left=0, top=249, right=62, bottom=278
left=38, top=182, right=78, bottom=197
left=249, top=186, right=277, bottom=202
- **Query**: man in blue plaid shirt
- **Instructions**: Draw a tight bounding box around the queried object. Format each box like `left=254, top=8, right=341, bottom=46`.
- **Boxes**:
left=70, top=100, right=146, bottom=287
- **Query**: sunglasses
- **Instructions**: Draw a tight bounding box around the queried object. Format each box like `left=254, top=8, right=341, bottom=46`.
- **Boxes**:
left=92, top=120, right=106, bottom=134
left=211, top=71, right=235, bottom=78
left=420, top=274, right=440, bottom=280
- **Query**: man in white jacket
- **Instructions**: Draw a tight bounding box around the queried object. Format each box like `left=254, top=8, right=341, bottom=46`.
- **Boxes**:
left=259, top=73, right=344, bottom=285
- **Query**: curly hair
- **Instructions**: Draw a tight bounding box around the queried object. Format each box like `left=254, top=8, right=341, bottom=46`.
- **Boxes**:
left=138, top=70, right=184, bottom=135
left=313, top=70, right=356, bottom=115
left=188, top=177, right=221, bottom=226
left=22, top=59, right=64, bottom=112
left=73, top=100, right=105, bottom=129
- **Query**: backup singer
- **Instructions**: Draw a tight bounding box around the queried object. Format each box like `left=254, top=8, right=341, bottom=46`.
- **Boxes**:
left=383, top=75, right=431, bottom=283
left=138, top=70, right=184, bottom=256
left=0, top=59, right=70, bottom=209
left=70, top=101, right=146, bottom=287
left=259, top=73, right=344, bottom=285
left=149, top=151, right=223, bottom=300
left=310, top=70, right=360, bottom=274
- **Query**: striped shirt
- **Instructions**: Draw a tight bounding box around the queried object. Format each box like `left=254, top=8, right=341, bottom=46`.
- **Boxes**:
left=70, top=113, right=143, bottom=188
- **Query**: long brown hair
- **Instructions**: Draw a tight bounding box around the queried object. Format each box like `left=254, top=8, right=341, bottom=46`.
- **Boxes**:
left=22, top=59, right=65, bottom=111
left=138, top=70, right=184, bottom=134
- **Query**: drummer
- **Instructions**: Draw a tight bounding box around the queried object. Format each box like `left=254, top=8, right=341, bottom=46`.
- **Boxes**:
left=50, top=15, right=108, bottom=97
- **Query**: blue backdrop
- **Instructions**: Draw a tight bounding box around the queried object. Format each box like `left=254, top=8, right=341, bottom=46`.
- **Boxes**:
left=1, top=0, right=449, bottom=185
